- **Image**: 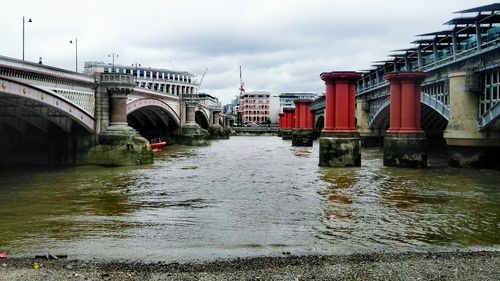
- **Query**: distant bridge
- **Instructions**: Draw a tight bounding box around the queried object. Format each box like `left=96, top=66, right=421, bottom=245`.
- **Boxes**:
left=0, top=56, right=224, bottom=165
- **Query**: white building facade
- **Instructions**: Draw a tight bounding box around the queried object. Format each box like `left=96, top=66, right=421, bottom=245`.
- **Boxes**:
left=279, top=92, right=318, bottom=112
left=84, top=62, right=198, bottom=96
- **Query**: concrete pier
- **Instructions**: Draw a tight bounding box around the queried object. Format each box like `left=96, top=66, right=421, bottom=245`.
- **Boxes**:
left=319, top=71, right=361, bottom=167
left=208, top=110, right=230, bottom=139
left=383, top=72, right=428, bottom=168
left=444, top=71, right=500, bottom=168
left=87, top=73, right=153, bottom=166
left=292, top=99, right=315, bottom=146
left=180, top=101, right=210, bottom=145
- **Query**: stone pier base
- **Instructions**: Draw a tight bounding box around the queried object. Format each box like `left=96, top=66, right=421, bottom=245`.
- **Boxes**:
left=179, top=124, right=210, bottom=146
left=383, top=133, right=427, bottom=168
left=319, top=134, right=361, bottom=167
left=281, top=130, right=293, bottom=140
left=448, top=146, right=500, bottom=169
left=292, top=130, right=314, bottom=147
left=85, top=124, right=153, bottom=166
left=208, top=125, right=230, bottom=139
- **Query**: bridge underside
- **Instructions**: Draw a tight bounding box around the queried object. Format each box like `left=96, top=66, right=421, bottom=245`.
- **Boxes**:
left=315, top=115, right=324, bottom=131
left=195, top=110, right=209, bottom=130
left=369, top=103, right=448, bottom=139
left=0, top=93, right=92, bottom=165
left=127, top=106, right=180, bottom=142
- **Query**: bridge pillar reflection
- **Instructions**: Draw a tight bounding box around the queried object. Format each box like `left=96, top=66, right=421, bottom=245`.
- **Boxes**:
left=384, top=72, right=428, bottom=168
left=292, top=99, right=315, bottom=146
left=281, top=108, right=295, bottom=140
left=319, top=71, right=361, bottom=167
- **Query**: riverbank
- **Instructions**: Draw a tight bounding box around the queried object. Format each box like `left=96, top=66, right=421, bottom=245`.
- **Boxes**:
left=1, top=251, right=499, bottom=280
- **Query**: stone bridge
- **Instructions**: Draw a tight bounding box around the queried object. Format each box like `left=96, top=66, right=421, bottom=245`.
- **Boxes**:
left=0, top=55, right=226, bottom=165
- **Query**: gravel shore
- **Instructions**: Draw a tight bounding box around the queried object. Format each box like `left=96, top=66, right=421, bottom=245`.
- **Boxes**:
left=1, top=251, right=499, bottom=280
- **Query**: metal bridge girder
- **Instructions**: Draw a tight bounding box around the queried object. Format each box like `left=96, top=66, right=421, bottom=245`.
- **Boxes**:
left=0, top=77, right=95, bottom=132
left=479, top=101, right=500, bottom=130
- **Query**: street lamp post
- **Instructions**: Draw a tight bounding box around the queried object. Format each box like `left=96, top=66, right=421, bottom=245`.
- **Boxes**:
left=22, top=16, right=32, bottom=61
left=69, top=38, right=78, bottom=72
left=108, top=53, right=119, bottom=71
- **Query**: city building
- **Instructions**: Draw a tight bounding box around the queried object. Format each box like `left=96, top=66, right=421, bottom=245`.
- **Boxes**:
left=279, top=92, right=318, bottom=112
left=240, top=91, right=270, bottom=124
left=84, top=62, right=198, bottom=96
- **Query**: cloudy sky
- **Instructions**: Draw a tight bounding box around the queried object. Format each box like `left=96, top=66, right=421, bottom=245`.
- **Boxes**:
left=0, top=0, right=493, bottom=104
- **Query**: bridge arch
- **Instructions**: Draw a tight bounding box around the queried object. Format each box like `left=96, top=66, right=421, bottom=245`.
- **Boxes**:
left=195, top=108, right=210, bottom=129
left=0, top=77, right=95, bottom=133
left=127, top=98, right=180, bottom=140
left=127, top=98, right=180, bottom=126
left=368, top=93, right=449, bottom=137
left=0, top=77, right=94, bottom=165
left=315, top=115, right=324, bottom=131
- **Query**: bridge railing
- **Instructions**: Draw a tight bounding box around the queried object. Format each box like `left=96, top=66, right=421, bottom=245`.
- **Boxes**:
left=357, top=23, right=500, bottom=96
left=310, top=95, right=326, bottom=111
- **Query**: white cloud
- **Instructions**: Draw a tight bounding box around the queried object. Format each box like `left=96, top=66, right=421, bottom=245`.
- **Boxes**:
left=0, top=0, right=492, bottom=103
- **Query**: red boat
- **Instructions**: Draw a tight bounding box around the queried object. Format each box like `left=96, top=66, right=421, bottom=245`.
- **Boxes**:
left=150, top=139, right=166, bottom=150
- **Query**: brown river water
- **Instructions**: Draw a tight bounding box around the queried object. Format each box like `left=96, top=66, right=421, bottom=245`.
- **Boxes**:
left=0, top=136, right=498, bottom=261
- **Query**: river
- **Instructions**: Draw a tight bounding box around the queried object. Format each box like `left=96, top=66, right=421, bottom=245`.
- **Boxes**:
left=0, top=136, right=498, bottom=261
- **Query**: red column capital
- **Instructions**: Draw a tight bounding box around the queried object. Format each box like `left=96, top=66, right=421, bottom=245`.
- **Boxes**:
left=320, top=71, right=362, bottom=84
left=294, top=99, right=313, bottom=130
left=385, top=71, right=428, bottom=134
left=320, top=71, right=361, bottom=135
left=384, top=72, right=428, bottom=83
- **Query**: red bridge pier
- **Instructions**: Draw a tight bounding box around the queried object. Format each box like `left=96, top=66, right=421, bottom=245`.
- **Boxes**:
left=384, top=72, right=428, bottom=168
left=281, top=108, right=295, bottom=140
left=278, top=113, right=285, bottom=137
left=319, top=71, right=361, bottom=167
left=291, top=99, right=315, bottom=146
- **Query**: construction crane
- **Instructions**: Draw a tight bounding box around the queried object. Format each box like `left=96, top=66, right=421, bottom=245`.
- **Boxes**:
left=199, top=68, right=208, bottom=88
left=239, top=65, right=245, bottom=97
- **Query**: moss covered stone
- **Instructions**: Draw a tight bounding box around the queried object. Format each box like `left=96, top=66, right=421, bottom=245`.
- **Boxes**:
left=85, top=134, right=153, bottom=166
left=292, top=130, right=314, bottom=147
left=383, top=134, right=427, bottom=168
left=208, top=125, right=230, bottom=139
left=319, top=136, right=361, bottom=167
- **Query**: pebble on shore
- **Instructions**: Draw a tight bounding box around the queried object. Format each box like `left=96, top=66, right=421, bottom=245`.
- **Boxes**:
left=0, top=251, right=499, bottom=281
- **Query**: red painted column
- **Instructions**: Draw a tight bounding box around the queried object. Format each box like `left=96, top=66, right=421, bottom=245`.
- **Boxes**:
left=294, top=102, right=301, bottom=130
left=348, top=83, right=356, bottom=129
left=293, top=100, right=314, bottom=130
left=387, top=78, right=402, bottom=133
left=284, top=108, right=294, bottom=129
left=308, top=109, right=315, bottom=130
left=320, top=71, right=361, bottom=134
left=384, top=72, right=427, bottom=134
left=278, top=113, right=284, bottom=129
left=300, top=102, right=306, bottom=128
left=323, top=79, right=336, bottom=132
